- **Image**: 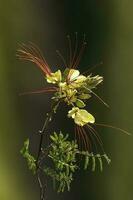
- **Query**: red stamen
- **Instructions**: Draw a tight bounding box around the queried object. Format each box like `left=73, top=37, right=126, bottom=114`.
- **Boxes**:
left=19, top=87, right=58, bottom=96
left=70, top=32, right=78, bottom=68
left=17, top=44, right=52, bottom=76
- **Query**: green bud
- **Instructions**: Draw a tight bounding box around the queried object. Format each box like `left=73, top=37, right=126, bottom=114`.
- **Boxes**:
left=76, top=99, right=86, bottom=108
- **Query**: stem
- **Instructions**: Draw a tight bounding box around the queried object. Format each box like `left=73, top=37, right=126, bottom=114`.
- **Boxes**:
left=36, top=112, right=52, bottom=164
left=36, top=101, right=59, bottom=200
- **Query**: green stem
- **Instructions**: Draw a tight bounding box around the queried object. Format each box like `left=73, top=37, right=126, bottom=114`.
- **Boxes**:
left=36, top=112, right=53, bottom=200
left=36, top=112, right=52, bottom=164
left=36, top=100, right=60, bottom=165
left=36, top=101, right=59, bottom=200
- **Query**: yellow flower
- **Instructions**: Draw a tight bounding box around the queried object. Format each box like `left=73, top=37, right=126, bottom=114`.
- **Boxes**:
left=69, top=69, right=86, bottom=82
left=46, top=70, right=62, bottom=84
left=68, top=107, right=95, bottom=126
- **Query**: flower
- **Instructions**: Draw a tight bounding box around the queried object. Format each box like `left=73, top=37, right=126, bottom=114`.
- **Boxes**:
left=46, top=70, right=62, bottom=84
left=68, top=107, right=95, bottom=126
left=68, top=69, right=87, bottom=87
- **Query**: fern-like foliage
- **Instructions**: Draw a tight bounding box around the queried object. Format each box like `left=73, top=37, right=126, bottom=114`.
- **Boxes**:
left=20, top=133, right=111, bottom=193
left=20, top=139, right=36, bottom=175
left=44, top=132, right=78, bottom=193
left=42, top=132, right=111, bottom=193
left=79, top=151, right=111, bottom=171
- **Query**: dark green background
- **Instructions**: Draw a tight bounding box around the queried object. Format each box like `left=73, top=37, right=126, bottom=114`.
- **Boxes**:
left=0, top=1, right=132, bottom=200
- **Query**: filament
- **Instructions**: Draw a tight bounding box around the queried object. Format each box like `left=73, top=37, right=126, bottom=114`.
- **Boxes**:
left=85, top=126, right=98, bottom=152
left=29, top=42, right=49, bottom=67
left=82, top=62, right=103, bottom=75
left=78, top=126, right=88, bottom=151
left=75, top=125, right=82, bottom=150
left=80, top=126, right=92, bottom=151
left=73, top=34, right=87, bottom=69
left=19, top=87, right=58, bottom=96
left=94, top=123, right=131, bottom=136
left=86, top=124, right=105, bottom=153
left=84, top=86, right=109, bottom=108
left=56, top=50, right=68, bottom=68
left=17, top=44, right=52, bottom=75
left=71, top=32, right=78, bottom=68
left=67, top=35, right=72, bottom=68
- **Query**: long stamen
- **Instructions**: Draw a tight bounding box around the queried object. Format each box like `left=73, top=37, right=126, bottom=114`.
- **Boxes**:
left=74, top=125, right=77, bottom=141
left=86, top=126, right=98, bottom=153
left=19, top=43, right=37, bottom=58
left=67, top=35, right=72, bottom=68
left=82, top=62, right=103, bottom=75
left=75, top=125, right=82, bottom=150
left=90, top=125, right=103, bottom=146
left=29, top=42, right=49, bottom=67
left=17, top=50, right=51, bottom=75
left=56, top=50, right=68, bottom=68
left=86, top=124, right=105, bottom=153
left=18, top=44, right=49, bottom=69
left=80, top=126, right=91, bottom=151
left=94, top=123, right=131, bottom=136
left=17, top=44, right=52, bottom=75
left=71, top=32, right=78, bottom=68
left=84, top=86, right=109, bottom=108
left=73, top=34, right=87, bottom=69
left=85, top=126, right=98, bottom=152
left=17, top=51, right=49, bottom=75
left=78, top=126, right=87, bottom=151
left=19, top=87, right=58, bottom=96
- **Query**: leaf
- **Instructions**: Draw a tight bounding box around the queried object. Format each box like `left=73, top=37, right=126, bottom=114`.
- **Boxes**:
left=20, top=138, right=29, bottom=156
left=76, top=99, right=86, bottom=108
left=62, top=68, right=70, bottom=81
left=103, top=154, right=111, bottom=164
left=84, top=155, right=89, bottom=170
left=20, top=139, right=36, bottom=175
left=96, top=154, right=103, bottom=172
left=46, top=132, right=78, bottom=193
left=78, top=93, right=91, bottom=100
left=91, top=153, right=96, bottom=171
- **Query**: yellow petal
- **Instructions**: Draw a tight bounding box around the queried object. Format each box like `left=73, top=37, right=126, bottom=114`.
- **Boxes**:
left=69, top=69, right=80, bottom=81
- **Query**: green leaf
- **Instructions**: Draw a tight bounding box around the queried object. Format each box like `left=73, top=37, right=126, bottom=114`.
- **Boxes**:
left=45, top=132, right=78, bottom=193
left=78, top=93, right=91, bottom=100
left=91, top=153, right=96, bottom=171
left=62, top=68, right=70, bottom=81
left=76, top=99, right=86, bottom=108
left=96, top=154, right=103, bottom=172
left=84, top=155, right=89, bottom=170
left=20, top=139, right=36, bottom=175
left=103, top=154, right=111, bottom=164
left=20, top=138, right=29, bottom=156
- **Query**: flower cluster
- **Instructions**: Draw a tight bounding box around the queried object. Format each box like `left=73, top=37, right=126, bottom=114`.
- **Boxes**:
left=46, top=68, right=103, bottom=126
left=17, top=42, right=106, bottom=152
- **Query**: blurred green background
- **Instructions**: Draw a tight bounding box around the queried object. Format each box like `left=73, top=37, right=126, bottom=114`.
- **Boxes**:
left=0, top=0, right=133, bottom=200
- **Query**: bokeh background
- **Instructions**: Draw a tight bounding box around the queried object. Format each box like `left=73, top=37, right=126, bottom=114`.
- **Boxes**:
left=0, top=0, right=133, bottom=200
